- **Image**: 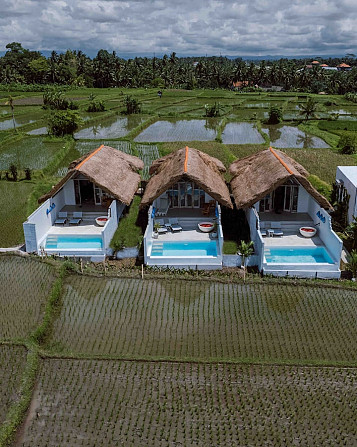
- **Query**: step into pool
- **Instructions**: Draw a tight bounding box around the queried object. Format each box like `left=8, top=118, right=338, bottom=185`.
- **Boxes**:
left=150, top=241, right=218, bottom=257
left=45, top=235, right=103, bottom=250
left=264, top=246, right=334, bottom=264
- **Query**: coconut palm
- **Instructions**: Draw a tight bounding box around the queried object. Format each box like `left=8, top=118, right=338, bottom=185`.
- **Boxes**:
left=346, top=249, right=357, bottom=279
left=299, top=97, right=319, bottom=121
left=237, top=240, right=254, bottom=281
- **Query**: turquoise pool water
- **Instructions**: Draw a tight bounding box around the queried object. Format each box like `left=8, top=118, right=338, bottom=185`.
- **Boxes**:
left=265, top=247, right=334, bottom=264
left=45, top=235, right=103, bottom=250
left=151, top=241, right=218, bottom=257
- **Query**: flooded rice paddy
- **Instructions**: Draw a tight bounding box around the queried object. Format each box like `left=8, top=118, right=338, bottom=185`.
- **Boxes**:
left=74, top=115, right=144, bottom=139
left=0, top=117, right=36, bottom=131
left=134, top=119, right=217, bottom=142
left=222, top=122, right=265, bottom=144
left=27, top=126, right=47, bottom=135
left=261, top=125, right=330, bottom=148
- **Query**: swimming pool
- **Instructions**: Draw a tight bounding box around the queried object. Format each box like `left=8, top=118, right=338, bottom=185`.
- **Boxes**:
left=264, top=246, right=334, bottom=264
left=45, top=235, right=103, bottom=250
left=150, top=240, right=218, bottom=257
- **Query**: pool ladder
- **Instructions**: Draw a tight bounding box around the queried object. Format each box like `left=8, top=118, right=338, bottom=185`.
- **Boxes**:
left=151, top=242, right=163, bottom=256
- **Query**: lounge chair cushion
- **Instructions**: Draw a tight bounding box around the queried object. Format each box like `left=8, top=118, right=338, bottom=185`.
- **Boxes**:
left=168, top=218, right=182, bottom=232
left=69, top=212, right=83, bottom=225
left=54, top=212, right=67, bottom=225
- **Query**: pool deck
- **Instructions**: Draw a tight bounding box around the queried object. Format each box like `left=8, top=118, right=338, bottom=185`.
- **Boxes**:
left=155, top=228, right=213, bottom=242
left=47, top=224, right=103, bottom=235
left=263, top=231, right=323, bottom=247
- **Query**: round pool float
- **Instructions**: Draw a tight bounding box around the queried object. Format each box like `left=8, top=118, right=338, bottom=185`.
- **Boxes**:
left=299, top=227, right=317, bottom=238
left=96, top=216, right=109, bottom=227
left=198, top=222, right=214, bottom=233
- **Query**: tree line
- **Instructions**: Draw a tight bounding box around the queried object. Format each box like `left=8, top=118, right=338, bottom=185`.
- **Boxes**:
left=1, top=42, right=357, bottom=93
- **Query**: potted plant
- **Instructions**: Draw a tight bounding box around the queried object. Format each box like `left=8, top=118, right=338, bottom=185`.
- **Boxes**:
left=153, top=222, right=161, bottom=238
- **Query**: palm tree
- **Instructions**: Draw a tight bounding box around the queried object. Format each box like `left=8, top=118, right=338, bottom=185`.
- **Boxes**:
left=299, top=97, right=319, bottom=121
left=5, top=95, right=16, bottom=131
left=237, top=240, right=254, bottom=281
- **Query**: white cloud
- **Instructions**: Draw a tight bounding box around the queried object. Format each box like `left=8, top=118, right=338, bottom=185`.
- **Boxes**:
left=0, top=0, right=356, bottom=56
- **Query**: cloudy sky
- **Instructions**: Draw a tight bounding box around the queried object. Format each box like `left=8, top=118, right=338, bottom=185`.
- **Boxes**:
left=0, top=0, right=356, bottom=57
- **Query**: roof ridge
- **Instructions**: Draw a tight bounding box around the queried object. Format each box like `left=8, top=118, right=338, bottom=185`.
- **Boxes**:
left=184, top=145, right=189, bottom=173
left=269, top=146, right=294, bottom=175
left=75, top=144, right=104, bottom=171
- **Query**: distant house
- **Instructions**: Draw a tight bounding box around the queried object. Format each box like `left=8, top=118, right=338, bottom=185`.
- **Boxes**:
left=23, top=145, right=144, bottom=261
left=232, top=80, right=251, bottom=90
left=336, top=166, right=357, bottom=224
left=140, top=146, right=233, bottom=269
left=229, top=148, right=342, bottom=279
left=337, top=63, right=352, bottom=71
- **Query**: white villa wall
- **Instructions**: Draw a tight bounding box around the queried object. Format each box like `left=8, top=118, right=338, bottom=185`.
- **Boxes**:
left=336, top=167, right=357, bottom=224
left=23, top=188, right=66, bottom=252
left=102, top=200, right=119, bottom=252
left=297, top=186, right=309, bottom=213
left=63, top=179, right=76, bottom=205
left=308, top=198, right=342, bottom=263
left=246, top=206, right=264, bottom=270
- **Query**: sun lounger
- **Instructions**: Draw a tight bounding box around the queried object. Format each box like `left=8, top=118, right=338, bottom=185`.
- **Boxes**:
left=54, top=212, right=67, bottom=225
left=69, top=211, right=83, bottom=225
left=156, top=198, right=169, bottom=217
left=168, top=218, right=182, bottom=232
left=271, top=222, right=284, bottom=237
left=259, top=222, right=269, bottom=237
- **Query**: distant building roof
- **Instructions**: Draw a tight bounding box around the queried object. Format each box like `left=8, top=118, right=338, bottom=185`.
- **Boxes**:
left=311, top=60, right=320, bottom=64
left=320, top=64, right=328, bottom=67
left=338, top=63, right=351, bottom=67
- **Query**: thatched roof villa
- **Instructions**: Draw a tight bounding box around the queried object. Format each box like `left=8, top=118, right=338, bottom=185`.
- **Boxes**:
left=39, top=145, right=144, bottom=206
left=24, top=145, right=144, bottom=262
left=142, top=146, right=232, bottom=270
left=228, top=147, right=341, bottom=279
left=229, top=147, right=332, bottom=210
left=141, top=146, right=233, bottom=209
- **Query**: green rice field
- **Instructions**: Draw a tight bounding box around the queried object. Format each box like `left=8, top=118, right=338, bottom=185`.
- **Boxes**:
left=0, top=256, right=356, bottom=446
left=48, top=275, right=357, bottom=364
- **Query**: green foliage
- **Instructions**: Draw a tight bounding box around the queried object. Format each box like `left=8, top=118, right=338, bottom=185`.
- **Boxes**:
left=110, top=196, right=143, bottom=249
left=9, top=164, right=18, bottom=181
left=124, top=95, right=141, bottom=114
left=47, top=110, right=82, bottom=137
left=299, top=97, right=319, bottom=121
left=342, top=216, right=357, bottom=251
left=344, top=92, right=357, bottom=103
left=318, top=120, right=357, bottom=133
left=308, top=175, right=331, bottom=199
left=43, top=88, right=78, bottom=110
left=346, top=249, right=357, bottom=278
left=338, top=133, right=357, bottom=154
left=267, top=105, right=283, bottom=124
left=223, top=240, right=238, bottom=254
left=204, top=102, right=222, bottom=117
left=86, top=94, right=105, bottom=112
left=331, top=183, right=350, bottom=231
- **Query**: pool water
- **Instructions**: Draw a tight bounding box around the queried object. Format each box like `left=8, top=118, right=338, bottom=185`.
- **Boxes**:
left=151, top=241, right=217, bottom=257
left=265, top=247, right=334, bottom=264
left=45, top=235, right=103, bottom=250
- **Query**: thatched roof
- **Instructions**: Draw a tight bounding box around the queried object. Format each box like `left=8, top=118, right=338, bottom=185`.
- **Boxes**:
left=229, top=147, right=333, bottom=210
left=140, top=146, right=233, bottom=209
left=39, top=145, right=144, bottom=205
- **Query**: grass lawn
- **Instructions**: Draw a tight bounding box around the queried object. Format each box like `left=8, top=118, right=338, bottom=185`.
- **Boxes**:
left=110, top=195, right=143, bottom=250
left=0, top=181, right=34, bottom=247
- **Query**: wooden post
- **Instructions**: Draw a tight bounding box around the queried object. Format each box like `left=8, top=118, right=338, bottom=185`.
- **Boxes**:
left=141, top=263, right=144, bottom=279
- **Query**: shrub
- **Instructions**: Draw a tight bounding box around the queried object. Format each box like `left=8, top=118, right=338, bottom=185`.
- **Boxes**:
left=9, top=164, right=18, bottom=181
left=47, top=110, right=82, bottom=137
left=124, top=96, right=141, bottom=114
left=43, top=88, right=78, bottom=110
left=24, top=168, right=31, bottom=180
left=86, top=94, right=105, bottom=112
left=267, top=106, right=283, bottom=124
left=204, top=102, right=222, bottom=117
left=338, top=133, right=357, bottom=154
